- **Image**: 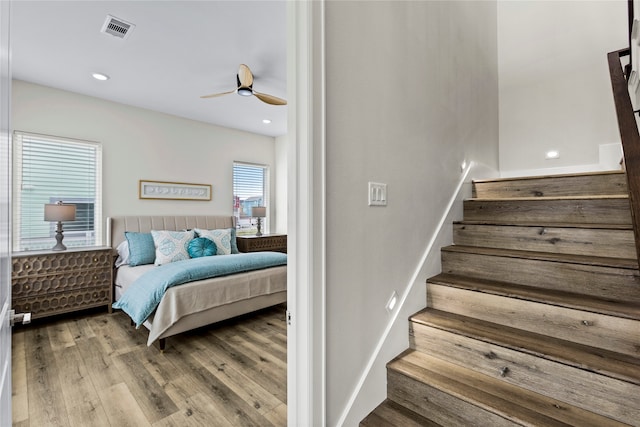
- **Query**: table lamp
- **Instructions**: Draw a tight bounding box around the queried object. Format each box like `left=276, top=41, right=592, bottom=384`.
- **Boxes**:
left=44, top=201, right=76, bottom=251
left=251, top=206, right=266, bottom=237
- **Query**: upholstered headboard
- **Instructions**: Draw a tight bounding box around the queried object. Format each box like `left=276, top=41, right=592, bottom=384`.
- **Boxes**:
left=107, top=215, right=236, bottom=248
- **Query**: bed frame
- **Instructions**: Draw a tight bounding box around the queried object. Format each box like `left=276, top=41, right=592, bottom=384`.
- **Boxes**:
left=107, top=215, right=287, bottom=350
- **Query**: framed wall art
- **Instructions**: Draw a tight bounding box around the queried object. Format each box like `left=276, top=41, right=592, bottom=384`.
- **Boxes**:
left=139, top=180, right=212, bottom=201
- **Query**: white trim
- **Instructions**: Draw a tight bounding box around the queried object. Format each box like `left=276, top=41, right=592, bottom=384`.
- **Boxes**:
left=0, top=302, right=9, bottom=425
left=628, top=69, right=639, bottom=92
left=287, top=0, right=326, bottom=425
left=315, top=1, right=327, bottom=426
left=0, top=0, right=11, bottom=424
left=336, top=161, right=476, bottom=426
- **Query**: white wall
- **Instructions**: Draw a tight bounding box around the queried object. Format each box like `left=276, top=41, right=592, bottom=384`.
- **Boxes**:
left=11, top=80, right=278, bottom=237
left=498, top=0, right=627, bottom=174
left=323, top=1, right=499, bottom=425
left=274, top=134, right=287, bottom=233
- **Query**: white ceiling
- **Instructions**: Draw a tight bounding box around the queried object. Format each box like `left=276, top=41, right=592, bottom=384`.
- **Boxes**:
left=10, top=0, right=288, bottom=137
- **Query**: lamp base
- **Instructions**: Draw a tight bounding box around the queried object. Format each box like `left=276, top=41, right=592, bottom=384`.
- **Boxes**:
left=256, top=217, right=263, bottom=237
left=51, top=242, right=67, bottom=251
left=51, top=223, right=67, bottom=251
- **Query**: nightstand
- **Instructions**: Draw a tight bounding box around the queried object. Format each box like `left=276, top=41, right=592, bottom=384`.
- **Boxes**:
left=11, top=246, right=113, bottom=320
left=237, top=234, right=287, bottom=253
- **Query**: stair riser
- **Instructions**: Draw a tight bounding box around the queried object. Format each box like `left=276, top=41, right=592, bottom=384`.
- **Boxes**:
left=427, top=284, right=640, bottom=357
left=360, top=400, right=440, bottom=427
left=463, top=198, right=632, bottom=224
left=387, top=369, right=520, bottom=427
left=410, top=322, right=640, bottom=425
left=392, top=351, right=630, bottom=426
left=441, top=250, right=640, bottom=303
left=453, top=224, right=637, bottom=259
left=473, top=173, right=628, bottom=198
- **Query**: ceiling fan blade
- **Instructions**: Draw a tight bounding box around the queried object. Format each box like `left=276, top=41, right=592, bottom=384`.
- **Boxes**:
left=200, top=89, right=236, bottom=99
left=238, top=64, right=254, bottom=87
left=254, top=91, right=287, bottom=106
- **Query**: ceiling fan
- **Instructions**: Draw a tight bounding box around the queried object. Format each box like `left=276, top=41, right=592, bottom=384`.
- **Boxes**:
left=201, top=64, right=287, bottom=106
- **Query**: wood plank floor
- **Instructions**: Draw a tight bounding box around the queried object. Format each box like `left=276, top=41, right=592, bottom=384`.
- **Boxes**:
left=11, top=304, right=287, bottom=427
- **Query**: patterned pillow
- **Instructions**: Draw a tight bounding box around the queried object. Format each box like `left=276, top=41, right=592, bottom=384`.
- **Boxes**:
left=125, top=232, right=156, bottom=266
left=194, top=228, right=232, bottom=255
left=188, top=237, right=217, bottom=258
left=150, top=230, right=195, bottom=265
left=229, top=227, right=239, bottom=254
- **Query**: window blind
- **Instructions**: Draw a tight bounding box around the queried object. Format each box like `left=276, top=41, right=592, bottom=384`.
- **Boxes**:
left=13, top=132, right=103, bottom=251
left=233, top=162, right=268, bottom=235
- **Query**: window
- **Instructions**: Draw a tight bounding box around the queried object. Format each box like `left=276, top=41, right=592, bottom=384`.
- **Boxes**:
left=13, top=132, right=102, bottom=251
left=233, top=162, right=268, bottom=236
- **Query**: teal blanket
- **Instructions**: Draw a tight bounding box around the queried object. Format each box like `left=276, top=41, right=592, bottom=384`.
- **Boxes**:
left=112, top=252, right=287, bottom=327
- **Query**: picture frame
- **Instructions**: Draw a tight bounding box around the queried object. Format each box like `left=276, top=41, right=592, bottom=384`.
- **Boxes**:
left=139, top=180, right=212, bottom=201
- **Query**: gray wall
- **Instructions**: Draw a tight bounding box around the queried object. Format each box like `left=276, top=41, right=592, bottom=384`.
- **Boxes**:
left=12, top=80, right=280, bottom=236
left=498, top=0, right=626, bottom=174
left=323, top=1, right=499, bottom=424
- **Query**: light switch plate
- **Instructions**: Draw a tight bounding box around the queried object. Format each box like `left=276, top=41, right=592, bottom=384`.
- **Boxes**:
left=368, top=182, right=387, bottom=206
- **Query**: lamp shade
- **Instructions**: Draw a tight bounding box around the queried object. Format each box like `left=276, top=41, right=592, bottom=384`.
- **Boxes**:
left=251, top=206, right=266, bottom=218
left=44, top=203, right=76, bottom=222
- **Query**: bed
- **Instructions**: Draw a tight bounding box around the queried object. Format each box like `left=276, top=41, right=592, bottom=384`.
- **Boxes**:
left=107, top=215, right=287, bottom=350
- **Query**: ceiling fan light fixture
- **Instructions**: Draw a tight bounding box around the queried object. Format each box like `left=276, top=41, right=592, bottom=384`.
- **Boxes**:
left=92, top=72, right=110, bottom=81
left=201, top=64, right=286, bottom=106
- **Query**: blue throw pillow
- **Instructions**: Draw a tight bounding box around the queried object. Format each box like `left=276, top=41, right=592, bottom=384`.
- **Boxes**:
left=188, top=237, right=217, bottom=258
left=194, top=228, right=232, bottom=255
left=194, top=227, right=238, bottom=254
left=125, top=231, right=156, bottom=266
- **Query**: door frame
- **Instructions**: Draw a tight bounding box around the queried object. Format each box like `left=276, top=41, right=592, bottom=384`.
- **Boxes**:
left=0, top=0, right=12, bottom=424
left=287, top=1, right=326, bottom=426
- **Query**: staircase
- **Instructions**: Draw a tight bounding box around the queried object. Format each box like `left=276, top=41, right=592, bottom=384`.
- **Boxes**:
left=361, top=170, right=640, bottom=426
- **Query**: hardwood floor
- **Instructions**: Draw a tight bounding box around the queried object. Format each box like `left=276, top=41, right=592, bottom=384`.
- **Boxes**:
left=11, top=304, right=287, bottom=426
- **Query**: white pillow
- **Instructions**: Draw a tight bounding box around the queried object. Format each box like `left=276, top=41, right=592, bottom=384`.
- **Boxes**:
left=194, top=228, right=232, bottom=255
left=150, top=230, right=195, bottom=266
left=114, top=240, right=130, bottom=268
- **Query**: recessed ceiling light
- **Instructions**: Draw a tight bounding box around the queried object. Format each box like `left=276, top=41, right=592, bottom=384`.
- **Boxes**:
left=262, top=119, right=272, bottom=124
left=545, top=150, right=560, bottom=159
left=92, top=73, right=110, bottom=81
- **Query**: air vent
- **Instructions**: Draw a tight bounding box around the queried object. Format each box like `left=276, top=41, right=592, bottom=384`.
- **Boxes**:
left=100, top=15, right=135, bottom=40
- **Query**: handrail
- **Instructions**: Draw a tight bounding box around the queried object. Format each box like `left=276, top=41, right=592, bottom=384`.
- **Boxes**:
left=607, top=48, right=640, bottom=266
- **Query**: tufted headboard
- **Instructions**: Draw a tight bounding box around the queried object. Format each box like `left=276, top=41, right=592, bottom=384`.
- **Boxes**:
left=107, top=215, right=236, bottom=248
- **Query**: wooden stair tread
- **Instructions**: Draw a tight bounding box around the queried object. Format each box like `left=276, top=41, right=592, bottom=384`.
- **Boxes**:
left=468, top=195, right=628, bottom=202
left=428, top=272, right=640, bottom=320
left=364, top=169, right=639, bottom=426
left=463, top=197, right=632, bottom=225
left=472, top=170, right=625, bottom=184
left=452, top=222, right=637, bottom=259
left=360, top=399, right=442, bottom=427
left=471, top=171, right=628, bottom=199
left=411, top=307, right=640, bottom=386
left=389, top=349, right=628, bottom=427
left=442, top=244, right=639, bottom=269
left=453, top=220, right=634, bottom=230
